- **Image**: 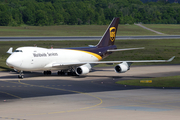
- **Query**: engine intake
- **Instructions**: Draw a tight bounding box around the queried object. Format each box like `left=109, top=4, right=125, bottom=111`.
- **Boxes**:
left=76, top=66, right=90, bottom=75
left=114, top=62, right=130, bottom=73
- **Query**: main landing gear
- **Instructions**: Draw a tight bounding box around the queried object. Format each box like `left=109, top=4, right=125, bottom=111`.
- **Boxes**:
left=43, top=70, right=78, bottom=76
left=18, top=71, right=24, bottom=79
left=57, top=70, right=78, bottom=76
left=43, top=71, right=52, bottom=75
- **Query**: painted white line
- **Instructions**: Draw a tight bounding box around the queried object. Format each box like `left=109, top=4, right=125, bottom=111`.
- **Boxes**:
left=135, top=24, right=164, bottom=35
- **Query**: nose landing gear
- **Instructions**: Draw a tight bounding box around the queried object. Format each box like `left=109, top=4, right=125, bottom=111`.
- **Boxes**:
left=18, top=71, right=24, bottom=79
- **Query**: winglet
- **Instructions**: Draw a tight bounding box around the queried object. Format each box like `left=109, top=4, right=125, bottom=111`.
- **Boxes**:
left=7, top=47, right=13, bottom=54
left=167, top=56, right=175, bottom=62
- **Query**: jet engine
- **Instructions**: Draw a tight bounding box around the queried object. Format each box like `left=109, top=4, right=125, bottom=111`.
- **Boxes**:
left=75, top=64, right=91, bottom=75
left=114, top=62, right=130, bottom=73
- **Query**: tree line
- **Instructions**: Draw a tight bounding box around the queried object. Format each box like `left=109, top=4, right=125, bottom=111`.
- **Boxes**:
left=0, top=0, right=180, bottom=26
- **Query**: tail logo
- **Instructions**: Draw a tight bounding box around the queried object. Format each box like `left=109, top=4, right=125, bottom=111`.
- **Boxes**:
left=110, top=27, right=116, bottom=42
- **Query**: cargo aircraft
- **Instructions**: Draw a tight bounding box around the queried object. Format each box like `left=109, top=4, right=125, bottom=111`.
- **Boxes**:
left=6, top=18, right=175, bottom=78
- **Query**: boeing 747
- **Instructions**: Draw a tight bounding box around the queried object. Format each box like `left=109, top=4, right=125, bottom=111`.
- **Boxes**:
left=6, top=18, right=175, bottom=78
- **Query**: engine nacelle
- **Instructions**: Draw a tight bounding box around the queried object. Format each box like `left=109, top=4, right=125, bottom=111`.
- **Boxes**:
left=76, top=66, right=90, bottom=75
left=114, top=62, right=130, bottom=73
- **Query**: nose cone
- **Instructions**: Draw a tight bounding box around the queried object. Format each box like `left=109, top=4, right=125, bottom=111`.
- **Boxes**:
left=6, top=56, right=14, bottom=67
left=6, top=54, right=22, bottom=68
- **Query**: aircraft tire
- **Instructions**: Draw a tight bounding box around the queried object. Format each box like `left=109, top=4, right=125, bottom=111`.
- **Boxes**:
left=18, top=75, right=24, bottom=79
left=57, top=71, right=65, bottom=76
left=44, top=71, right=51, bottom=75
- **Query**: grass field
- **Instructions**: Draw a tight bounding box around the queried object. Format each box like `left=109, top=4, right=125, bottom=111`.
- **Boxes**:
left=0, top=24, right=159, bottom=36
left=0, top=39, right=180, bottom=71
left=0, top=24, right=179, bottom=37
left=116, top=75, right=180, bottom=87
left=143, top=24, right=180, bottom=35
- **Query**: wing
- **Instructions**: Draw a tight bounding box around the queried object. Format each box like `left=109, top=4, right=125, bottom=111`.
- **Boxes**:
left=89, top=56, right=175, bottom=64
left=51, top=56, right=175, bottom=68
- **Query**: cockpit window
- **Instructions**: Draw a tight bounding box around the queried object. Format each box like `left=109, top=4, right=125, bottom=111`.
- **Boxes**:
left=14, top=50, right=23, bottom=52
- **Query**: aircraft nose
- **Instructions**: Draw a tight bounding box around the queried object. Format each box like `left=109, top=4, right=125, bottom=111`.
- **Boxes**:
left=6, top=57, right=13, bottom=66
left=6, top=55, right=22, bottom=68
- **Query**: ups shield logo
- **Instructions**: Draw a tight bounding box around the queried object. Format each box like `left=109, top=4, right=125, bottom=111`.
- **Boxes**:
left=110, top=27, right=116, bottom=42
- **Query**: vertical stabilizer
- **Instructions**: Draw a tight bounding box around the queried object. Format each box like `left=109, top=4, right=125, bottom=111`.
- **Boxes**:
left=96, top=17, right=119, bottom=48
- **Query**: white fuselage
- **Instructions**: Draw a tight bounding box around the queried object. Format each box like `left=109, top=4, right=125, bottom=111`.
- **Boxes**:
left=6, top=47, right=100, bottom=71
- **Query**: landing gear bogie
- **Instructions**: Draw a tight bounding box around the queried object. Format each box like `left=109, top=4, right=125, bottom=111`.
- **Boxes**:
left=57, top=71, right=78, bottom=76
left=44, top=71, right=52, bottom=75
left=57, top=71, right=65, bottom=75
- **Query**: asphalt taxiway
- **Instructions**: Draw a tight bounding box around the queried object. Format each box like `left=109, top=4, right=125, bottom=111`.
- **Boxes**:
left=0, top=65, right=180, bottom=120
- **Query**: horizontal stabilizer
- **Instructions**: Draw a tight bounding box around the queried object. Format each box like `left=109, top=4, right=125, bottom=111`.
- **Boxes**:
left=88, top=45, right=95, bottom=47
left=107, top=47, right=144, bottom=52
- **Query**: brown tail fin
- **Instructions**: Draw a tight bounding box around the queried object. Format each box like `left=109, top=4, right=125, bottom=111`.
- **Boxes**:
left=96, top=17, right=119, bottom=48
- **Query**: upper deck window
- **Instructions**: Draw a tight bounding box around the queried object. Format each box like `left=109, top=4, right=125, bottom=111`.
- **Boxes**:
left=14, top=50, right=23, bottom=52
